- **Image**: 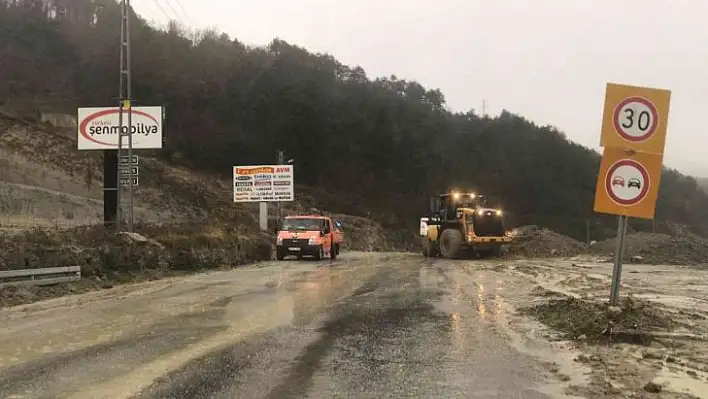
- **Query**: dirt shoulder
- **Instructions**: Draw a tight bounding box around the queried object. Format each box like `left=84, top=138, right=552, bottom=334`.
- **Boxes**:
left=501, top=256, right=708, bottom=398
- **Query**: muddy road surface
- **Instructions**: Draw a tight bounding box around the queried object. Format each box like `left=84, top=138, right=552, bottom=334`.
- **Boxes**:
left=0, top=252, right=572, bottom=399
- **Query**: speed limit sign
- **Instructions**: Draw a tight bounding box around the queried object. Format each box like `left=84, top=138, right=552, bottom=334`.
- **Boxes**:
left=613, top=97, right=658, bottom=142
left=600, top=83, right=671, bottom=154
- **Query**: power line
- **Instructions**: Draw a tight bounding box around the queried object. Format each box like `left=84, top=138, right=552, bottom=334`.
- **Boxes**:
left=162, top=0, right=187, bottom=24
left=170, top=0, right=195, bottom=26
left=139, top=0, right=162, bottom=24
left=149, top=0, right=174, bottom=24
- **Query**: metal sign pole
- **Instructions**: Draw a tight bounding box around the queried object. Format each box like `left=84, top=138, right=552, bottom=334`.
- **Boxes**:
left=116, top=103, right=124, bottom=232
left=125, top=0, right=134, bottom=233
left=609, top=215, right=628, bottom=305
left=115, top=0, right=134, bottom=233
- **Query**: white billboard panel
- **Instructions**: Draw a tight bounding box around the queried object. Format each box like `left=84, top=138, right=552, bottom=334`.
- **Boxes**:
left=233, top=165, right=294, bottom=203
left=77, top=106, right=163, bottom=150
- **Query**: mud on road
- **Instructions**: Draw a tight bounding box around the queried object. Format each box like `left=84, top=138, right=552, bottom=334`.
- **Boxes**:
left=0, top=252, right=707, bottom=398
left=499, top=256, right=708, bottom=399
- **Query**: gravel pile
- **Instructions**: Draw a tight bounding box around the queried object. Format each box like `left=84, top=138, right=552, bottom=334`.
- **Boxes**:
left=591, top=231, right=708, bottom=265
left=507, top=225, right=588, bottom=258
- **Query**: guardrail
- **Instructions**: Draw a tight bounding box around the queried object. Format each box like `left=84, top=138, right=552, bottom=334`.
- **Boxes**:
left=0, top=266, right=81, bottom=288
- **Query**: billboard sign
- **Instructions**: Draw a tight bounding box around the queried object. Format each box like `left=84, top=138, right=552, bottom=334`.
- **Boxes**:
left=77, top=106, right=164, bottom=150
left=233, top=165, right=294, bottom=202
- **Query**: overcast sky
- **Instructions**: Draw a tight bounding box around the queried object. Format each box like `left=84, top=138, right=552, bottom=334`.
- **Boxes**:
left=133, top=0, right=708, bottom=177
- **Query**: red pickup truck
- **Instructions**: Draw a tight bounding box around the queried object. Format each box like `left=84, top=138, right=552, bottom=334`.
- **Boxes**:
left=275, top=215, right=344, bottom=261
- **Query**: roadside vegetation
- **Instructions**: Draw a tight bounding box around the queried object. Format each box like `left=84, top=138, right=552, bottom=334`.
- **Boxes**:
left=2, top=0, right=708, bottom=240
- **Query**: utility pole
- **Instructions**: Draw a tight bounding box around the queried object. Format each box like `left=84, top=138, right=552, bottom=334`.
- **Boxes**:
left=117, top=0, right=134, bottom=232
left=481, top=100, right=487, bottom=116
left=276, top=150, right=284, bottom=223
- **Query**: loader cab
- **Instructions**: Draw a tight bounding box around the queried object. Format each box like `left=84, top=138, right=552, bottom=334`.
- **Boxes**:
left=427, top=192, right=505, bottom=237
left=428, top=192, right=486, bottom=224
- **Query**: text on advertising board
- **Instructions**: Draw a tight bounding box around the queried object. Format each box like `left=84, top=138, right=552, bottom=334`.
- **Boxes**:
left=235, top=167, right=275, bottom=175
left=77, top=106, right=164, bottom=150
left=233, top=164, right=294, bottom=203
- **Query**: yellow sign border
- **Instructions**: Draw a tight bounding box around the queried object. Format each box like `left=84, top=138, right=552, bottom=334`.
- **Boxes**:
left=599, top=82, right=671, bottom=154
left=593, top=147, right=664, bottom=219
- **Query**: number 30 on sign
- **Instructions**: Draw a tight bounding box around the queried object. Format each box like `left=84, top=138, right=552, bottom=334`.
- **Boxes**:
left=600, top=83, right=671, bottom=154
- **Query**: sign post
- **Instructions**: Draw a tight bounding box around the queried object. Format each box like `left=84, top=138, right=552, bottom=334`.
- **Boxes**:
left=594, top=82, right=671, bottom=306
left=233, top=165, right=295, bottom=232
left=259, top=202, right=268, bottom=231
left=610, top=215, right=629, bottom=304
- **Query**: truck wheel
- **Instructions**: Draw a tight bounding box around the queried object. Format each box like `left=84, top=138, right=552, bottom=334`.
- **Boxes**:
left=330, top=245, right=337, bottom=260
left=313, top=245, right=323, bottom=261
left=276, top=250, right=285, bottom=261
left=335, top=244, right=340, bottom=255
left=440, top=229, right=463, bottom=259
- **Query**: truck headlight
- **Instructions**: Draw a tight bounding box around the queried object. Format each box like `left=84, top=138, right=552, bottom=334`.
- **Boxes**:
left=276, top=237, right=283, bottom=245
left=308, top=237, right=317, bottom=245
left=496, top=210, right=502, bottom=216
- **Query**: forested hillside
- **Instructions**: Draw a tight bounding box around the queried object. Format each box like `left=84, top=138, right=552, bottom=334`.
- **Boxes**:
left=697, top=177, right=708, bottom=194
left=2, top=0, right=707, bottom=239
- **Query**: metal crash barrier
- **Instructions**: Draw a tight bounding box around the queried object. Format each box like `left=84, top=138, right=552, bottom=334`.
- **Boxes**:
left=0, top=266, right=81, bottom=288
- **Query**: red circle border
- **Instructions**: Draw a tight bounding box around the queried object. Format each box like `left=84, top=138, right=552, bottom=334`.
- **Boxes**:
left=612, top=96, right=659, bottom=142
left=604, top=159, right=650, bottom=206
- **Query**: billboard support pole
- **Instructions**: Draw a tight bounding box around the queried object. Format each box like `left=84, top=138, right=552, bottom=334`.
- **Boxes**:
left=276, top=150, right=284, bottom=224
left=259, top=202, right=268, bottom=231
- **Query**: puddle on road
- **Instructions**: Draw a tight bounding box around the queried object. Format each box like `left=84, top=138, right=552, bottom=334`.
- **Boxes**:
left=0, top=308, right=229, bottom=399
left=432, top=262, right=593, bottom=399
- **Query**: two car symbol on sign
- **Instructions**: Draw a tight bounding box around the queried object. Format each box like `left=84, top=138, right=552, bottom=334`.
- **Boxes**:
left=612, top=176, right=641, bottom=189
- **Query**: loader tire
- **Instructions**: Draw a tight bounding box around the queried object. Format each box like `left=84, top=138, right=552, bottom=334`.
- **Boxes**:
left=422, top=238, right=431, bottom=257
left=439, top=229, right=463, bottom=259
left=490, top=244, right=502, bottom=257
left=423, top=238, right=440, bottom=258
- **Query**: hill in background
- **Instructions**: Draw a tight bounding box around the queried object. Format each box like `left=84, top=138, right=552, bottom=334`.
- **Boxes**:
left=1, top=0, right=707, bottom=242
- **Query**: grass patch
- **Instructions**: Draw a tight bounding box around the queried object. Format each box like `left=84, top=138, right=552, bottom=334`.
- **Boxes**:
left=522, top=295, right=677, bottom=345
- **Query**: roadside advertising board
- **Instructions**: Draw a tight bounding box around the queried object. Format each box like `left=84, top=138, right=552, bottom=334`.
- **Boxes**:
left=77, top=106, right=164, bottom=150
left=233, top=165, right=294, bottom=203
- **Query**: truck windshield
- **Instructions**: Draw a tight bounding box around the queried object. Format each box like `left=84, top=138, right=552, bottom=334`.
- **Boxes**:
left=282, top=218, right=321, bottom=231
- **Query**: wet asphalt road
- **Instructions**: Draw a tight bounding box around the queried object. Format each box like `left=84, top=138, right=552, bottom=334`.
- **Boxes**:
left=0, top=252, right=553, bottom=398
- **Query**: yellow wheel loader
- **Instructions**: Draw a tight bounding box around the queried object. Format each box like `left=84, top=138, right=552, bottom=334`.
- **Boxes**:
left=421, top=192, right=513, bottom=259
